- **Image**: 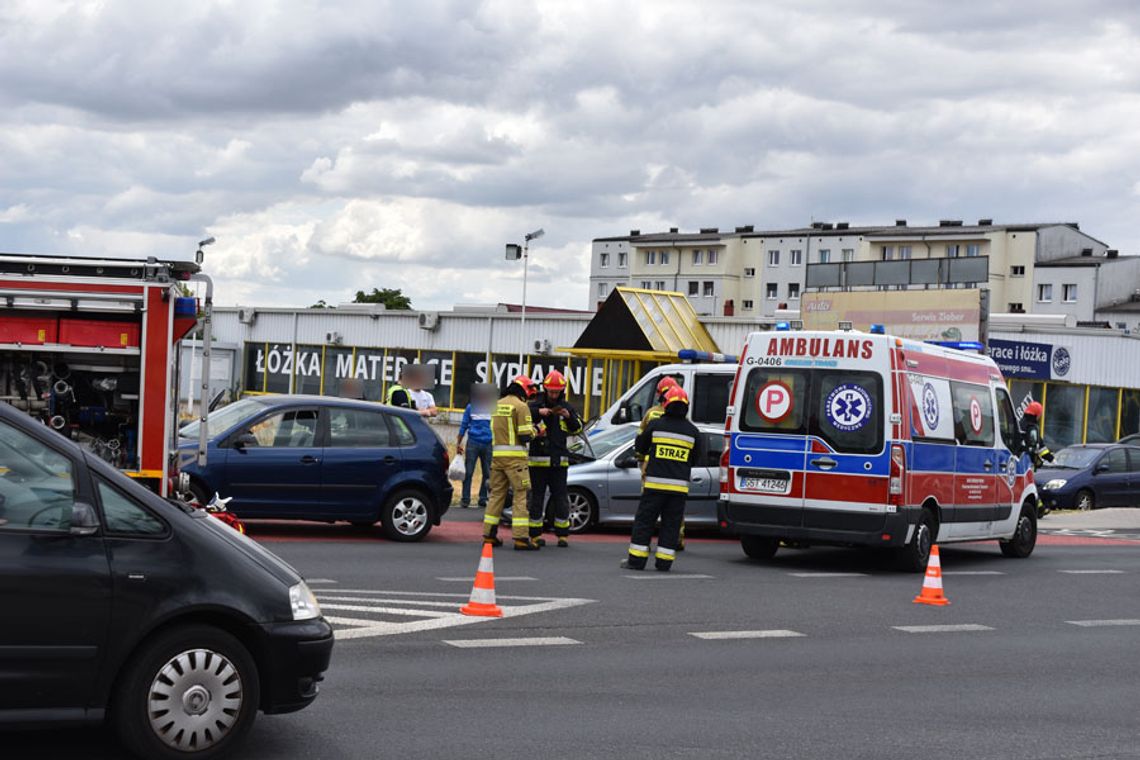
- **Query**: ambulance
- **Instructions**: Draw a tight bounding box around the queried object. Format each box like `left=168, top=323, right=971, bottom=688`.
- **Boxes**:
left=719, top=327, right=1039, bottom=571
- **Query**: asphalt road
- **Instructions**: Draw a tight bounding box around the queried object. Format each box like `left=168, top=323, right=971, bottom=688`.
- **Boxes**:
left=8, top=513, right=1140, bottom=760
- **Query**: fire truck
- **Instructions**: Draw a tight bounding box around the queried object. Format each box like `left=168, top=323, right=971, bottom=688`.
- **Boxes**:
left=0, top=252, right=212, bottom=497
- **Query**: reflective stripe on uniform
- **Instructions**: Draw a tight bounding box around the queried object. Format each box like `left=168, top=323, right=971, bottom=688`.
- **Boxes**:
left=628, top=543, right=650, bottom=558
left=644, top=476, right=689, bottom=493
left=528, top=519, right=543, bottom=529
left=484, top=515, right=501, bottom=526
left=528, top=456, right=551, bottom=467
left=655, top=547, right=676, bottom=560
left=517, top=423, right=534, bottom=435
left=493, top=445, right=527, bottom=458
left=512, top=517, right=529, bottom=528
left=554, top=519, right=570, bottom=529
left=651, top=432, right=694, bottom=447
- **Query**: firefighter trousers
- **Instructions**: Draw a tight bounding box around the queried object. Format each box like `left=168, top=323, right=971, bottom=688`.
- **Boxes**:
left=485, top=460, right=531, bottom=540
left=529, top=465, right=570, bottom=538
left=640, top=463, right=686, bottom=548
left=627, top=489, right=685, bottom=570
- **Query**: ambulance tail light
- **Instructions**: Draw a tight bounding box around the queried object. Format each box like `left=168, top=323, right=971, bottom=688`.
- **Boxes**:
left=889, top=444, right=905, bottom=505
left=719, top=444, right=732, bottom=492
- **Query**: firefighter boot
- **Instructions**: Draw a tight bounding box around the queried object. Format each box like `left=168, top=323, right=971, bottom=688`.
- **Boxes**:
left=557, top=537, right=569, bottom=548
left=676, top=521, right=686, bottom=552
left=483, top=525, right=502, bottom=548
left=514, top=538, right=541, bottom=551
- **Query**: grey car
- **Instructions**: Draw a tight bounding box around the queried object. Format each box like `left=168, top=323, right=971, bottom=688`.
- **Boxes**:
left=559, top=424, right=726, bottom=533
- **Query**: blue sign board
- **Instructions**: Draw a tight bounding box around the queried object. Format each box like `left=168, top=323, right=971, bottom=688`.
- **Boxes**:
left=987, top=339, right=1052, bottom=380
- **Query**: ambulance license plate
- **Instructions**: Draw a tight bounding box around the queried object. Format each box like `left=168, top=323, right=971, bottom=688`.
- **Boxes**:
left=741, top=477, right=787, bottom=493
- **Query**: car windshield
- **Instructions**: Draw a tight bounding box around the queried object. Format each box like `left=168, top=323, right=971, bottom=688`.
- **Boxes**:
left=1052, top=447, right=1101, bottom=469
left=571, top=425, right=638, bottom=460
left=179, top=397, right=273, bottom=439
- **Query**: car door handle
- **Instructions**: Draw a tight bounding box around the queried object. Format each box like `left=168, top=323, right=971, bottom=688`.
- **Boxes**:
left=300, top=455, right=320, bottom=464
left=382, top=455, right=398, bottom=465
left=690, top=477, right=703, bottom=483
left=983, top=461, right=993, bottom=471
left=810, top=457, right=838, bottom=471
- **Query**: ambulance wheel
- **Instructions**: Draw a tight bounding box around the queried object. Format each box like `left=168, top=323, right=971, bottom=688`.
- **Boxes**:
left=1000, top=504, right=1037, bottom=558
left=898, top=509, right=935, bottom=573
left=741, top=535, right=779, bottom=560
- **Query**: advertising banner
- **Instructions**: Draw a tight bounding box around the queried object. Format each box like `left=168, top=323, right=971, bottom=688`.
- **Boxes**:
left=799, top=289, right=982, bottom=341
left=987, top=339, right=1073, bottom=381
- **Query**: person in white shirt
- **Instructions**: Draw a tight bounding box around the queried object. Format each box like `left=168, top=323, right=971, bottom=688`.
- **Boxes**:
left=408, top=365, right=438, bottom=418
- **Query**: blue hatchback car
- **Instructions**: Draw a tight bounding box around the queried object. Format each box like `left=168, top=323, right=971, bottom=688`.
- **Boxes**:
left=1037, top=443, right=1140, bottom=512
left=177, top=395, right=452, bottom=540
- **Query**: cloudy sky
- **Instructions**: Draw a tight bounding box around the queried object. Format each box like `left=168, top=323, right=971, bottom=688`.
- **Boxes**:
left=3, top=0, right=1139, bottom=310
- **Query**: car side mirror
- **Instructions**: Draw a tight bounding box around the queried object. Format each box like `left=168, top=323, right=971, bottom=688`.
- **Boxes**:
left=1094, top=463, right=1110, bottom=474
left=614, top=406, right=629, bottom=424
left=232, top=432, right=258, bottom=450
left=69, top=502, right=100, bottom=537
left=615, top=453, right=639, bottom=469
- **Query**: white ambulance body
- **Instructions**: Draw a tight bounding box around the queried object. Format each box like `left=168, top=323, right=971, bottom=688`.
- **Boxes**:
left=719, top=328, right=1039, bottom=570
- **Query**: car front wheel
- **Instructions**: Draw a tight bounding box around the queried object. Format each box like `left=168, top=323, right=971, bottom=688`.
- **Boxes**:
left=381, top=489, right=433, bottom=541
left=566, top=488, right=597, bottom=534
left=114, top=624, right=259, bottom=760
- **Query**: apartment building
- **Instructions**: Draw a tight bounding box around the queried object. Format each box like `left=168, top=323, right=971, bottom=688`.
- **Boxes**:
left=589, top=235, right=634, bottom=308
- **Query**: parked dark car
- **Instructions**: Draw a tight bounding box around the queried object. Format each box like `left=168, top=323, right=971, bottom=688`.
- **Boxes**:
left=178, top=395, right=452, bottom=541
left=1037, top=443, right=1140, bottom=511
left=0, top=401, right=333, bottom=759
left=1119, top=433, right=1140, bottom=446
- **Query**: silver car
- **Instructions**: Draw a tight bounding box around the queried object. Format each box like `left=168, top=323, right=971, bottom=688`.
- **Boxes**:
left=560, top=424, right=726, bottom=533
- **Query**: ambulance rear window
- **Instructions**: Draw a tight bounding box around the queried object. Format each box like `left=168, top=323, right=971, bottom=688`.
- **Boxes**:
left=741, top=369, right=809, bottom=434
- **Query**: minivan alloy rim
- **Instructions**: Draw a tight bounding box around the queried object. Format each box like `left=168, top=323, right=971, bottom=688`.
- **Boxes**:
left=148, top=648, right=243, bottom=751
left=392, top=497, right=428, bottom=536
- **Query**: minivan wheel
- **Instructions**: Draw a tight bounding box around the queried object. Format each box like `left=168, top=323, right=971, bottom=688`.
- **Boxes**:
left=898, top=509, right=936, bottom=573
left=1075, top=489, right=1094, bottom=512
left=381, top=490, right=432, bottom=542
left=566, top=488, right=596, bottom=534
left=1000, top=504, right=1037, bottom=558
left=114, top=625, right=259, bottom=760
left=741, top=535, right=779, bottom=560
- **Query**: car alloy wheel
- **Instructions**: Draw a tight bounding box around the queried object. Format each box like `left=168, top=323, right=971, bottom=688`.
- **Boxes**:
left=383, top=492, right=431, bottom=541
left=566, top=489, right=595, bottom=534
left=147, top=648, right=244, bottom=752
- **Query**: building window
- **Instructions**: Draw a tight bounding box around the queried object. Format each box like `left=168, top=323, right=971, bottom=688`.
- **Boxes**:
left=1010, top=265, right=1025, bottom=277
left=742, top=299, right=754, bottom=310
left=743, top=267, right=756, bottom=277
left=767, top=250, right=780, bottom=266
left=842, top=248, right=854, bottom=262
left=618, top=251, right=627, bottom=268
left=1063, top=284, right=1077, bottom=302
left=1008, top=302, right=1024, bottom=312
left=1037, top=284, right=1053, bottom=303
left=966, top=244, right=980, bottom=257
left=899, top=246, right=912, bottom=260
left=692, top=249, right=704, bottom=266
left=655, top=281, right=666, bottom=291
left=646, top=250, right=656, bottom=266
left=703, top=281, right=714, bottom=297
left=788, top=283, right=800, bottom=299
left=688, top=281, right=700, bottom=296
left=707, top=249, right=719, bottom=265
left=818, top=249, right=831, bottom=263
left=660, top=250, right=670, bottom=266
left=599, top=253, right=610, bottom=268
left=882, top=246, right=895, bottom=260
left=947, top=244, right=960, bottom=258
left=597, top=283, right=607, bottom=298
left=790, top=249, right=802, bottom=266
left=640, top=280, right=651, bottom=289
left=765, top=283, right=778, bottom=300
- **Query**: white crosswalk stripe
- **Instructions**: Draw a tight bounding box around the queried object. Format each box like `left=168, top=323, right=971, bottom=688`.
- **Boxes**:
left=892, top=624, right=994, bottom=633
left=444, top=637, right=580, bottom=648
left=690, top=630, right=805, bottom=640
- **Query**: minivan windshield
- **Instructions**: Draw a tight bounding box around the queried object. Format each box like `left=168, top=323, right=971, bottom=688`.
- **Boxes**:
left=1052, top=447, right=1101, bottom=469
left=180, top=397, right=273, bottom=440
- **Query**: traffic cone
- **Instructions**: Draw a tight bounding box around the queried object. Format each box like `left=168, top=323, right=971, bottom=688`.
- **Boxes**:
left=913, top=544, right=950, bottom=606
left=460, top=541, right=504, bottom=617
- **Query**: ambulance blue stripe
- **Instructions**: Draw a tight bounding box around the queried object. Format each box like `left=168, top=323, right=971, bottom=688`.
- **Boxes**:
left=732, top=434, right=807, bottom=452
left=910, top=441, right=956, bottom=471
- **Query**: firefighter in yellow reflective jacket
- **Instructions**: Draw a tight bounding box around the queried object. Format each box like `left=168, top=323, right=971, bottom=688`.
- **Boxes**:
left=623, top=385, right=703, bottom=571
left=528, top=370, right=583, bottom=547
left=639, top=375, right=686, bottom=551
left=485, top=375, right=542, bottom=550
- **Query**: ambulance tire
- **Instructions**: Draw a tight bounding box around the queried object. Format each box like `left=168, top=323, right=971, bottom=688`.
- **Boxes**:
left=897, top=509, right=935, bottom=573
left=741, top=535, right=779, bottom=560
left=999, top=503, right=1037, bottom=558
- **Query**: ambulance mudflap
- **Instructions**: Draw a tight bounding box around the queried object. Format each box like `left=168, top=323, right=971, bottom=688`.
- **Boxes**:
left=719, top=331, right=1039, bottom=570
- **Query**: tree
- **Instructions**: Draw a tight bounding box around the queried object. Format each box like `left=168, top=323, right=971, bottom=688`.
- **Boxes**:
left=309, top=299, right=331, bottom=309
left=353, top=288, right=412, bottom=310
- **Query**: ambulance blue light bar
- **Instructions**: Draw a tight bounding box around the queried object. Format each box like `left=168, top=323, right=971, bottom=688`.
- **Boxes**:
left=869, top=323, right=886, bottom=334
left=925, top=340, right=985, bottom=353
left=677, top=349, right=739, bottom=364
left=775, top=322, right=790, bottom=331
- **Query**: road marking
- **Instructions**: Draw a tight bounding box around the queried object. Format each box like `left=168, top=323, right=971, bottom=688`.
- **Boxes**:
left=436, top=576, right=538, bottom=582
left=1066, top=619, right=1140, bottom=627
left=305, top=578, right=338, bottom=584
left=941, top=571, right=1005, bottom=576
left=1058, top=569, right=1126, bottom=574
left=315, top=589, right=595, bottom=641
left=788, top=572, right=869, bottom=578
left=893, top=624, right=994, bottom=633
left=623, top=573, right=715, bottom=580
left=690, top=630, right=805, bottom=640
left=444, top=636, right=580, bottom=649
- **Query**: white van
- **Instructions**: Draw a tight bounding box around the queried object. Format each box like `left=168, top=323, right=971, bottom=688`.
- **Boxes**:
left=590, top=362, right=737, bottom=434
left=720, top=328, right=1039, bottom=571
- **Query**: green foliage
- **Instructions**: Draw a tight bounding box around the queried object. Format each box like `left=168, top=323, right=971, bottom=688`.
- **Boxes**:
left=353, top=288, right=412, bottom=310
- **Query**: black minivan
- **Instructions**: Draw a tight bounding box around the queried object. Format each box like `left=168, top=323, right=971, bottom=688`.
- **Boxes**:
left=0, top=403, right=333, bottom=758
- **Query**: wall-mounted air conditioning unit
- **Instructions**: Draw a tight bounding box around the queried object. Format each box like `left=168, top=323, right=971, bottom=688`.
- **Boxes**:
left=325, top=331, right=343, bottom=345
left=534, top=339, right=552, bottom=354
left=238, top=308, right=256, bottom=325
left=418, top=312, right=440, bottom=331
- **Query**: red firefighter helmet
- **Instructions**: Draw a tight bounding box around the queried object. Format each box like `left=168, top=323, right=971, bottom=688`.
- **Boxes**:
left=656, top=376, right=679, bottom=398
left=1024, top=401, right=1043, bottom=417
left=543, top=370, right=567, bottom=392
left=662, top=385, right=690, bottom=411
left=512, top=374, right=538, bottom=399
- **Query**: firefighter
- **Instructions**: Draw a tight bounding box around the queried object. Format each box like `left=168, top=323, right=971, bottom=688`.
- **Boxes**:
left=485, top=375, right=542, bottom=550
left=528, top=370, right=583, bottom=548
left=386, top=364, right=415, bottom=409
left=622, top=386, right=703, bottom=571
left=639, top=376, right=687, bottom=551
left=1020, top=400, right=1054, bottom=517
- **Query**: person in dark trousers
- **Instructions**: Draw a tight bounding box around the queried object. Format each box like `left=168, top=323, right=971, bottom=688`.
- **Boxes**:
left=638, top=375, right=687, bottom=551
left=623, top=386, right=703, bottom=571
left=1020, top=400, right=1054, bottom=516
left=527, top=370, right=583, bottom=547
left=456, top=383, right=495, bottom=509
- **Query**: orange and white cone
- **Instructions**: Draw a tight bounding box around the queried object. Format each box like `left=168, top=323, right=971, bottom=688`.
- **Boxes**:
left=460, top=541, right=504, bottom=617
left=913, top=544, right=950, bottom=606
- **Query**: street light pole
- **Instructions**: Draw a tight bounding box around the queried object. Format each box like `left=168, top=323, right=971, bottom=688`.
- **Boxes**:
left=519, top=228, right=544, bottom=368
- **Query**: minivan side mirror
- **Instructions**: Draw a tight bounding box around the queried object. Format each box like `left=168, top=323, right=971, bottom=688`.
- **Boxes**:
left=1094, top=463, right=1110, bottom=474
left=232, top=432, right=259, bottom=450
left=70, top=502, right=100, bottom=537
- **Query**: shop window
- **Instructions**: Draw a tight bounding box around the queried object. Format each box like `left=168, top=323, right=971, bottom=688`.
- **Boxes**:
left=1043, top=383, right=1085, bottom=451
left=1120, top=389, right=1140, bottom=440
left=1086, top=387, right=1119, bottom=443
left=294, top=345, right=323, bottom=396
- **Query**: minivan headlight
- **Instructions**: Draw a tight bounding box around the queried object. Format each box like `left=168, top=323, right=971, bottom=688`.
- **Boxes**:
left=289, top=582, right=321, bottom=621
left=1044, top=479, right=1068, bottom=491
